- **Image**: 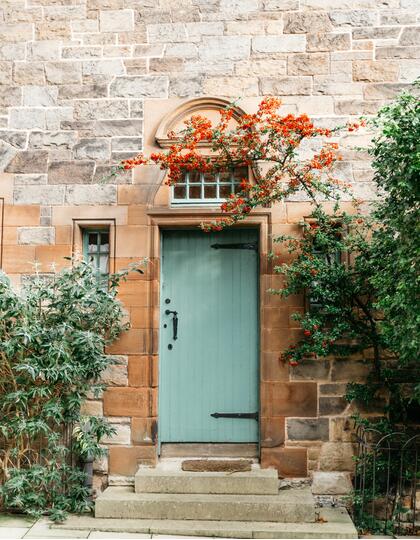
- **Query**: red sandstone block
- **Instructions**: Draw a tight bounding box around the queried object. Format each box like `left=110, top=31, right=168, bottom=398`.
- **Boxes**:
left=109, top=445, right=156, bottom=475
left=261, top=417, right=285, bottom=447
left=261, top=382, right=317, bottom=417
left=103, top=387, right=150, bottom=417
left=261, top=447, right=307, bottom=477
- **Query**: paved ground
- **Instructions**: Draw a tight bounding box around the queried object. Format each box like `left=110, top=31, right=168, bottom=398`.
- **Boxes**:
left=0, top=514, right=203, bottom=539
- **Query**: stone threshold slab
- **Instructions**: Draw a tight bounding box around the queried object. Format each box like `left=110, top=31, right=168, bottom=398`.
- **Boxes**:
left=50, top=507, right=358, bottom=538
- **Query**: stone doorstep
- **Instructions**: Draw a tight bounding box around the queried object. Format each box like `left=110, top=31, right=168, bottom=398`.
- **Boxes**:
left=51, top=507, right=358, bottom=538
left=134, top=466, right=279, bottom=495
left=95, top=486, right=316, bottom=523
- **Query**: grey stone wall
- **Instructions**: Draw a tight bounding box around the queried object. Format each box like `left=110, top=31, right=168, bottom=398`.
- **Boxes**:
left=1, top=0, right=419, bottom=195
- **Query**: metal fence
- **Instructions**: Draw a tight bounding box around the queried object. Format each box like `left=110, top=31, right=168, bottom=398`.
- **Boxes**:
left=353, top=424, right=420, bottom=536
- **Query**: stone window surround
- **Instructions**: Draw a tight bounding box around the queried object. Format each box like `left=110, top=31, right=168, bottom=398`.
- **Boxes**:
left=72, top=218, right=116, bottom=274
left=147, top=208, right=271, bottom=456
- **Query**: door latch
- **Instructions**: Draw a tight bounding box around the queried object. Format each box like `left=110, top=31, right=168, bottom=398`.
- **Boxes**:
left=165, top=309, right=178, bottom=340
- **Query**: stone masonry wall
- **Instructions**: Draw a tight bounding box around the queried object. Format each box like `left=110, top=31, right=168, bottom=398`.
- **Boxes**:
left=0, top=0, right=419, bottom=489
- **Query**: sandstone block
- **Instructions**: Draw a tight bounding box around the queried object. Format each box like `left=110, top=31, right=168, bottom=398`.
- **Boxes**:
left=261, top=447, right=307, bottom=477
left=111, top=137, right=142, bottom=152
left=101, top=356, right=129, bottom=386
left=45, top=108, right=74, bottom=131
left=14, top=174, right=47, bottom=185
left=400, top=26, right=420, bottom=46
left=261, top=416, right=285, bottom=447
left=149, top=58, right=183, bottom=73
left=93, top=119, right=143, bottom=137
left=224, top=20, right=265, bottom=36
left=81, top=400, right=103, bottom=416
left=260, top=76, right=312, bottom=95
left=376, top=46, right=420, bottom=60
left=319, top=397, right=348, bottom=416
left=65, top=184, right=117, bottom=205
left=290, top=358, right=330, bottom=381
left=14, top=185, right=65, bottom=205
left=27, top=41, right=61, bottom=61
left=331, top=357, right=372, bottom=382
left=363, top=82, right=415, bottom=100
left=320, top=383, right=347, bottom=396
left=134, top=43, right=165, bottom=57
left=103, top=46, right=132, bottom=57
left=5, top=151, right=48, bottom=174
left=353, top=60, right=399, bottom=82
left=263, top=0, right=299, bottom=9
left=252, top=35, right=306, bottom=53
left=71, top=19, right=98, bottom=33
left=99, top=9, right=134, bottom=32
left=131, top=417, right=156, bottom=445
left=18, top=226, right=55, bottom=245
left=399, top=59, right=420, bottom=82
left=48, top=160, right=95, bottom=184
left=353, top=26, right=400, bottom=40
left=0, top=23, right=33, bottom=43
left=125, top=59, right=148, bottom=75
left=311, top=471, right=353, bottom=495
left=287, top=418, right=329, bottom=441
left=319, top=442, right=355, bottom=472
left=58, top=84, right=108, bottom=100
left=73, top=138, right=110, bottom=160
left=307, top=32, right=351, bottom=52
left=13, top=63, right=45, bottom=85
left=101, top=424, right=131, bottom=445
left=110, top=76, right=168, bottom=98
left=23, top=86, right=58, bottom=107
left=284, top=11, right=332, bottom=33
left=0, top=43, right=26, bottom=61
left=0, top=86, right=21, bottom=107
left=0, top=132, right=26, bottom=150
left=199, top=36, right=250, bottom=61
left=203, top=76, right=258, bottom=97
left=36, top=21, right=71, bottom=40
left=82, top=59, right=125, bottom=76
left=0, top=61, right=12, bottom=85
left=261, top=382, right=318, bottom=417
left=62, top=47, right=102, bottom=59
left=29, top=131, right=77, bottom=150
left=104, top=387, right=150, bottom=417
left=220, top=0, right=259, bottom=11
left=108, top=445, right=156, bottom=475
left=235, top=59, right=287, bottom=77
left=186, top=22, right=224, bottom=41
left=328, top=10, right=378, bottom=27
left=147, top=23, right=188, bottom=43
left=165, top=43, right=197, bottom=59
left=45, top=61, right=82, bottom=84
left=330, top=417, right=353, bottom=443
left=287, top=53, right=329, bottom=75
left=0, top=142, right=17, bottom=172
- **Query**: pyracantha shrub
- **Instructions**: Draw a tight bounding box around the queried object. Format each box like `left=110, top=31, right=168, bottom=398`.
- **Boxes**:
left=0, top=259, right=144, bottom=521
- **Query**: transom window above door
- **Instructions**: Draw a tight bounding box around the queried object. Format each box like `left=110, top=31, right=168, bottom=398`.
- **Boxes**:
left=172, top=166, right=248, bottom=205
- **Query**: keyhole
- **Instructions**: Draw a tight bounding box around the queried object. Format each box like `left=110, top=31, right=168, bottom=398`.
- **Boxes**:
left=164, top=323, right=167, bottom=328
left=168, top=344, right=173, bottom=350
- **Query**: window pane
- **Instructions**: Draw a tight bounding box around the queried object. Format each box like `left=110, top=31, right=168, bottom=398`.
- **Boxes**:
left=100, top=232, right=109, bottom=253
left=203, top=172, right=216, bottom=183
left=174, top=185, right=186, bottom=199
left=99, top=254, right=109, bottom=274
left=88, top=233, right=98, bottom=252
left=189, top=170, right=201, bottom=184
left=189, top=185, right=201, bottom=199
left=219, top=184, right=232, bottom=198
left=204, top=185, right=217, bottom=198
left=219, top=170, right=231, bottom=183
left=233, top=166, right=248, bottom=183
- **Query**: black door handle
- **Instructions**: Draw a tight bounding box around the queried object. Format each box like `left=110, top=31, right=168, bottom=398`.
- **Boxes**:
left=165, top=309, right=178, bottom=340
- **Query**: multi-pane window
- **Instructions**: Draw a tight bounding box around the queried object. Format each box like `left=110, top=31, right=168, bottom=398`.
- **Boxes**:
left=172, top=166, right=248, bottom=205
left=309, top=232, right=342, bottom=311
left=83, top=229, right=110, bottom=285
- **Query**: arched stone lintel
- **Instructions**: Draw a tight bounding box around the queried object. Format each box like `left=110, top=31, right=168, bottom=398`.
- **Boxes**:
left=155, top=96, right=246, bottom=148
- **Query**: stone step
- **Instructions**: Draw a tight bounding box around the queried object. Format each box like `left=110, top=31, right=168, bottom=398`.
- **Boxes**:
left=54, top=508, right=358, bottom=538
left=95, top=486, right=316, bottom=523
left=135, top=466, right=279, bottom=495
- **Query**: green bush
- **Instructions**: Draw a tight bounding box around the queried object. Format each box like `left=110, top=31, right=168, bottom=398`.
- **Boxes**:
left=0, top=259, right=144, bottom=521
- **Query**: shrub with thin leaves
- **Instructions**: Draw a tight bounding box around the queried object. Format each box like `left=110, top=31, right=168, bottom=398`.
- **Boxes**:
left=0, top=259, right=144, bottom=521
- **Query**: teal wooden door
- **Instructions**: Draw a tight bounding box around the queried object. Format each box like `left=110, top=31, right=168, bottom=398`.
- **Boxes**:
left=159, top=229, right=259, bottom=443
